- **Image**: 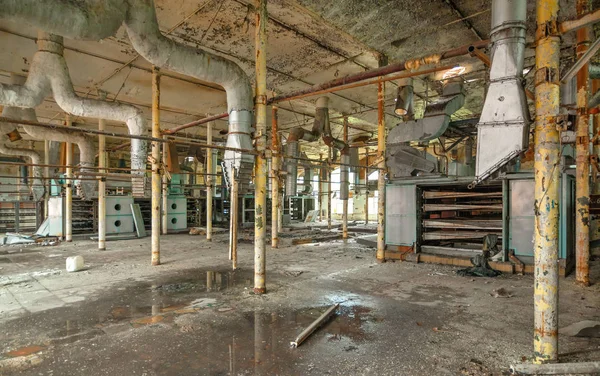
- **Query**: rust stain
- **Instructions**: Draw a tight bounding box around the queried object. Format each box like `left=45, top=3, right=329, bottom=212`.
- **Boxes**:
left=6, top=345, right=45, bottom=357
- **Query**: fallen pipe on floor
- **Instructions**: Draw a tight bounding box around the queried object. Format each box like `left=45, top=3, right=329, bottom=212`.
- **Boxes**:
left=290, top=303, right=339, bottom=348
left=510, top=361, right=600, bottom=375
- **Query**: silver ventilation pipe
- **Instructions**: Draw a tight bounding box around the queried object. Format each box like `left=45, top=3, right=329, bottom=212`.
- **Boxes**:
left=123, top=0, right=253, bottom=190
left=473, top=0, right=529, bottom=184
left=285, top=96, right=328, bottom=196
left=301, top=155, right=313, bottom=195
left=387, top=78, right=465, bottom=144
left=0, top=107, right=44, bottom=200
left=0, top=33, right=147, bottom=196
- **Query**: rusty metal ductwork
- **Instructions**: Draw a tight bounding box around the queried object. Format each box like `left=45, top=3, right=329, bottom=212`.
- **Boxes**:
left=387, top=78, right=465, bottom=145
left=474, top=0, right=530, bottom=185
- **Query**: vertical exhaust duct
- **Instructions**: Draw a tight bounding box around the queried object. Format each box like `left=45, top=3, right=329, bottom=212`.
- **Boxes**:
left=474, top=0, right=530, bottom=184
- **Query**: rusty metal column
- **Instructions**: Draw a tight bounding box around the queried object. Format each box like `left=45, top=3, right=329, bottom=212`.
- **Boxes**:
left=44, top=140, right=49, bottom=218
left=533, top=0, right=561, bottom=363
left=318, top=154, right=323, bottom=222
left=65, top=114, right=73, bottom=242
left=364, top=148, right=369, bottom=225
left=161, top=136, right=168, bottom=235
left=327, top=146, right=332, bottom=230
left=206, top=122, right=213, bottom=241
left=376, top=82, right=386, bottom=261
left=98, top=115, right=106, bottom=251
left=575, top=0, right=592, bottom=286
left=342, top=117, right=349, bottom=239
left=253, top=0, right=268, bottom=294
left=271, top=106, right=280, bottom=248
left=593, top=79, right=600, bottom=195
left=151, top=66, right=161, bottom=266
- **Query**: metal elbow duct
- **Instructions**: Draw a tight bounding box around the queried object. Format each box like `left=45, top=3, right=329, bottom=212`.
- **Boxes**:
left=0, top=108, right=44, bottom=200
left=123, top=0, right=253, bottom=189
left=394, top=78, right=414, bottom=117
left=387, top=78, right=465, bottom=144
left=474, top=0, right=529, bottom=184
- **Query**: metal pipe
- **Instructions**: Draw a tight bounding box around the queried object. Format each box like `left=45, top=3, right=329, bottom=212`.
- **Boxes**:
left=376, top=82, right=386, bottom=262
left=161, top=136, right=168, bottom=235
left=230, top=174, right=239, bottom=270
left=559, top=8, right=600, bottom=34
left=290, top=303, right=339, bottom=348
left=533, top=0, right=561, bottom=363
left=271, top=106, right=280, bottom=248
left=328, top=147, right=332, bottom=230
left=98, top=115, right=106, bottom=251
left=511, top=361, right=600, bottom=375
left=151, top=66, right=161, bottom=266
left=269, top=40, right=489, bottom=104
left=561, top=35, right=600, bottom=84
left=206, top=122, right=213, bottom=241
left=44, top=140, right=49, bottom=217
left=593, top=79, right=600, bottom=195
left=162, top=112, right=228, bottom=135
left=364, top=148, right=369, bottom=224
left=65, top=114, right=72, bottom=242
left=318, top=153, right=323, bottom=221
left=342, top=117, right=349, bottom=239
left=576, top=0, right=592, bottom=287
left=253, top=0, right=267, bottom=294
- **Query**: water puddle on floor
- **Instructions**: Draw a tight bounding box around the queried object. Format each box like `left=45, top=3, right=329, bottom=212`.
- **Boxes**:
left=2, top=268, right=380, bottom=375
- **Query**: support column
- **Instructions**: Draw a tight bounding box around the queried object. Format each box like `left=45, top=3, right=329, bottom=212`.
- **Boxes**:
left=342, top=117, right=349, bottom=239
left=533, top=0, right=561, bottom=363
left=364, top=148, right=369, bottom=225
left=575, top=0, right=592, bottom=286
left=44, top=140, right=49, bottom=218
left=65, top=114, right=73, bottom=242
left=253, top=0, right=267, bottom=294
left=376, top=82, right=386, bottom=261
left=161, top=136, right=168, bottom=235
left=271, top=106, right=280, bottom=248
left=327, top=146, right=332, bottom=230
left=151, top=66, right=161, bottom=266
left=206, top=122, right=213, bottom=241
left=318, top=153, right=323, bottom=222
left=98, top=116, right=106, bottom=251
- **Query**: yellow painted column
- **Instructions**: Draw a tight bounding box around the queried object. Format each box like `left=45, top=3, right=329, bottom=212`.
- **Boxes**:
left=98, top=116, right=106, bottom=251
left=161, top=136, right=168, bottom=236
left=206, top=122, right=213, bottom=241
left=65, top=114, right=73, bottom=242
left=575, top=0, right=592, bottom=286
left=533, top=0, right=561, bottom=362
left=376, top=82, right=386, bottom=261
left=271, top=106, right=280, bottom=248
left=342, top=117, right=349, bottom=239
left=151, top=66, right=161, bottom=266
left=253, top=0, right=268, bottom=294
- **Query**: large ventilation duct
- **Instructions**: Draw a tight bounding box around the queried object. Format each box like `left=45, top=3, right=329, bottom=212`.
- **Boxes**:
left=387, top=78, right=465, bottom=144
left=285, top=97, right=327, bottom=196
left=0, top=0, right=254, bottom=191
left=0, top=107, right=44, bottom=200
left=123, top=0, right=254, bottom=190
left=0, top=33, right=147, bottom=196
left=473, top=0, right=530, bottom=184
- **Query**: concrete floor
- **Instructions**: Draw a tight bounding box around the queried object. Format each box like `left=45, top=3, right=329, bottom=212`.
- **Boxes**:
left=0, top=229, right=599, bottom=375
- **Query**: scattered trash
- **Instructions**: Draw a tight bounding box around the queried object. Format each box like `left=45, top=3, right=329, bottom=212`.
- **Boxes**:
left=416, top=322, right=423, bottom=326
left=559, top=320, right=600, bottom=338
left=457, top=235, right=502, bottom=277
left=490, top=288, right=512, bottom=298
left=189, top=298, right=217, bottom=309
left=291, top=303, right=339, bottom=348
left=282, top=270, right=304, bottom=277
left=189, top=227, right=206, bottom=236
left=66, top=256, right=85, bottom=272
left=2, top=233, right=35, bottom=245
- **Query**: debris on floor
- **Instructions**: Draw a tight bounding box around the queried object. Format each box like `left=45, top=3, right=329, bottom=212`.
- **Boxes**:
left=490, top=288, right=513, bottom=298
left=559, top=320, right=600, bottom=338
left=66, top=256, right=85, bottom=272
left=291, top=303, right=339, bottom=348
left=1, top=233, right=35, bottom=245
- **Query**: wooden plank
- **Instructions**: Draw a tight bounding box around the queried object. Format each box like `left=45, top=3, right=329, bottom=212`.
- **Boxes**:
left=421, top=245, right=481, bottom=257
left=131, top=203, right=147, bottom=238
left=422, top=219, right=502, bottom=230
left=423, top=191, right=502, bottom=199
left=423, top=204, right=503, bottom=212
left=422, top=230, right=502, bottom=240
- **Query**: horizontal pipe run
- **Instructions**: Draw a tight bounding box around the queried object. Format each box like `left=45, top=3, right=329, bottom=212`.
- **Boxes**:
left=270, top=40, right=489, bottom=103
left=162, top=112, right=229, bottom=134
left=269, top=65, right=454, bottom=104
left=560, top=9, right=600, bottom=34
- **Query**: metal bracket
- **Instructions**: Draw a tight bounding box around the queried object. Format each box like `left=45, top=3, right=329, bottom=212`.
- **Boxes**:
left=534, top=67, right=559, bottom=87
left=255, top=94, right=267, bottom=105
left=555, top=114, right=570, bottom=131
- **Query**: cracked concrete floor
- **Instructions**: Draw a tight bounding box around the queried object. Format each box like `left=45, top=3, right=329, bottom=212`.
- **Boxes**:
left=0, top=231, right=599, bottom=375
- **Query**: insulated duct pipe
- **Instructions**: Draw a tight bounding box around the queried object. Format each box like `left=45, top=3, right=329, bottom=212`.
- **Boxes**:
left=123, top=0, right=254, bottom=190
left=0, top=107, right=44, bottom=200
left=285, top=96, right=328, bottom=196
left=474, top=0, right=530, bottom=185
left=0, top=33, right=147, bottom=196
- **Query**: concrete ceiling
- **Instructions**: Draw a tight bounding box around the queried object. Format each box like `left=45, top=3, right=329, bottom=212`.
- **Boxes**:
left=0, top=0, right=586, bottom=159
